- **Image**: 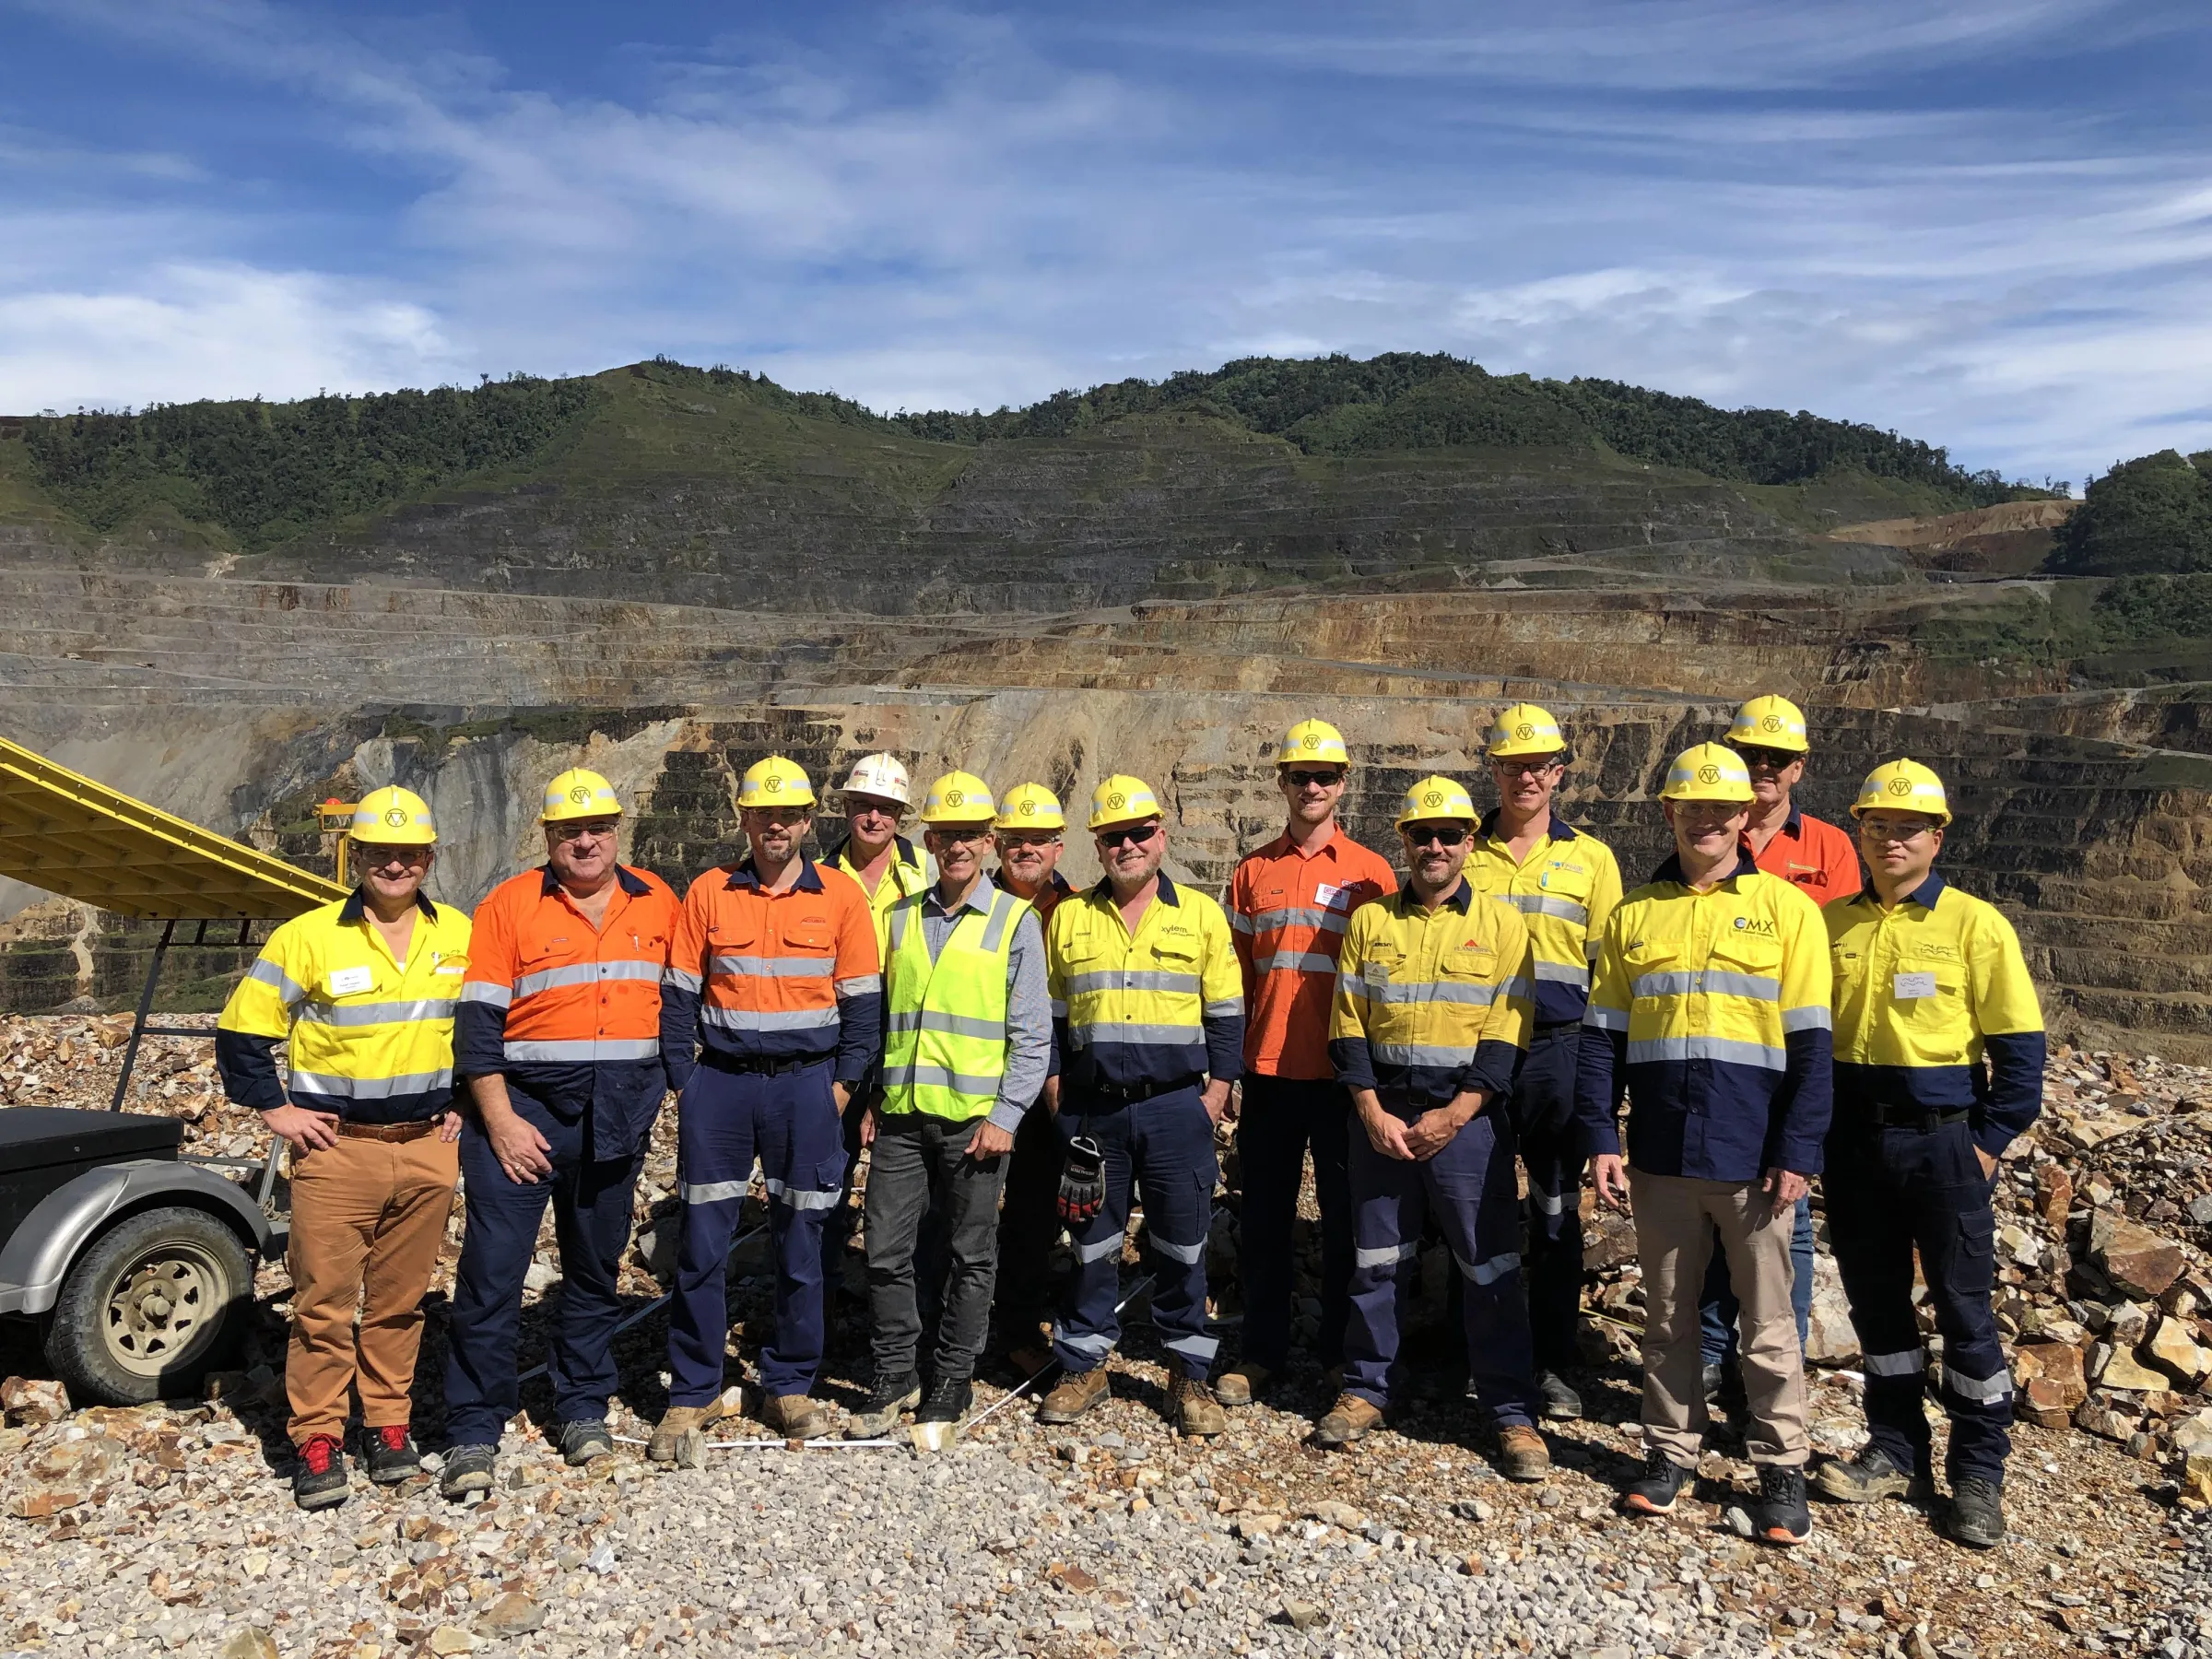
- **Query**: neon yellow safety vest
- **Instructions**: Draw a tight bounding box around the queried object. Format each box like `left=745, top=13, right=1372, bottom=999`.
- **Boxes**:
left=880, top=885, right=1033, bottom=1121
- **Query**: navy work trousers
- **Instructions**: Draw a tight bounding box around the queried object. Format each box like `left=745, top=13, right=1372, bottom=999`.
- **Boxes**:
left=666, top=1058, right=847, bottom=1404
left=443, top=1096, right=644, bottom=1447
left=1345, top=1100, right=1535, bottom=1429
left=1824, top=1118, right=2013, bottom=1485
left=1234, top=1074, right=1353, bottom=1371
left=1053, top=1086, right=1219, bottom=1377
left=1700, top=1194, right=1815, bottom=1366
left=1513, top=1025, right=1588, bottom=1371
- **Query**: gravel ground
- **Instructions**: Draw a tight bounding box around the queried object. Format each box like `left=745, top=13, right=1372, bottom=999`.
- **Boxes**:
left=2, top=1016, right=2209, bottom=1658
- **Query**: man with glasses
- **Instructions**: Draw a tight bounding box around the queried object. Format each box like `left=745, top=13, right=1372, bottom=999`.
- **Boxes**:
left=441, top=770, right=679, bottom=1495
left=1218, top=718, right=1395, bottom=1409
left=989, top=782, right=1077, bottom=1379
left=1580, top=743, right=1831, bottom=1545
left=1323, top=775, right=1548, bottom=1481
left=1038, top=775, right=1245, bottom=1436
left=1814, top=760, right=2043, bottom=1549
left=1460, top=702, right=1622, bottom=1420
left=849, top=773, right=1052, bottom=1436
left=217, top=786, right=471, bottom=1511
left=653, top=756, right=883, bottom=1452
left=1699, top=695, right=1861, bottom=1400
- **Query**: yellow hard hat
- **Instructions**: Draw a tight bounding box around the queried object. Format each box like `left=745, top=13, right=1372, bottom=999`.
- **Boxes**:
left=1660, top=743, right=1755, bottom=805
left=1729, top=694, right=1810, bottom=755
left=1088, top=774, right=1164, bottom=831
left=1394, top=774, right=1477, bottom=828
left=351, top=784, right=437, bottom=846
left=1853, top=758, right=1951, bottom=826
left=540, top=767, right=620, bottom=824
left=920, top=771, right=996, bottom=825
left=1486, top=701, right=1567, bottom=759
left=993, top=782, right=1066, bottom=831
left=1276, top=718, right=1349, bottom=768
left=840, top=751, right=912, bottom=807
left=738, top=754, right=816, bottom=809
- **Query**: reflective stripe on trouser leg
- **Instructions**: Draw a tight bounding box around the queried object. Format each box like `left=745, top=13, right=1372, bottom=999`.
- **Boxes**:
left=1513, top=1027, right=1585, bottom=1370
left=1053, top=1106, right=1137, bottom=1372
left=666, top=1065, right=763, bottom=1406
left=756, top=1063, right=848, bottom=1399
left=444, top=1117, right=559, bottom=1446
left=1343, top=1118, right=1429, bottom=1406
left=1824, top=1123, right=1945, bottom=1479
left=1915, top=1127, right=2014, bottom=1485
left=1132, top=1087, right=1221, bottom=1372
left=1428, top=1110, right=1538, bottom=1430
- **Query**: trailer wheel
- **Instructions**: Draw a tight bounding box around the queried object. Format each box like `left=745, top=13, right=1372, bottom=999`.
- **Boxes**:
left=44, top=1206, right=253, bottom=1405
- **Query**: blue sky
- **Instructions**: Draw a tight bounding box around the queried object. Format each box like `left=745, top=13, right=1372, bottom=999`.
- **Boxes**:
left=2, top=1, right=2208, bottom=485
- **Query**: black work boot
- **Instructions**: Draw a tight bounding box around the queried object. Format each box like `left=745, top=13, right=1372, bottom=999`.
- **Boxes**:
left=1815, top=1444, right=1925, bottom=1504
left=559, top=1420, right=614, bottom=1466
left=363, top=1424, right=424, bottom=1485
left=292, top=1435, right=348, bottom=1512
left=916, top=1377, right=973, bottom=1426
left=1534, top=1369, right=1583, bottom=1420
left=1622, top=1448, right=1693, bottom=1516
left=846, top=1371, right=922, bottom=1439
left=1754, top=1465, right=1812, bottom=1546
left=439, top=1443, right=498, bottom=1500
left=1947, top=1477, right=2006, bottom=1548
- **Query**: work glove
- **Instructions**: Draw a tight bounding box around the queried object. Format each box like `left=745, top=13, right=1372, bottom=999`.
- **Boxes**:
left=1057, top=1135, right=1105, bottom=1226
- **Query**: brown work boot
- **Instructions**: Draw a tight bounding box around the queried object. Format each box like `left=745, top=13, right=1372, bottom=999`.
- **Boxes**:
left=1312, top=1391, right=1384, bottom=1449
left=1497, top=1423, right=1551, bottom=1483
left=1212, top=1360, right=1271, bottom=1408
left=648, top=1404, right=720, bottom=1464
left=1038, top=1365, right=1112, bottom=1424
left=1167, top=1367, right=1228, bottom=1437
left=759, top=1393, right=830, bottom=1441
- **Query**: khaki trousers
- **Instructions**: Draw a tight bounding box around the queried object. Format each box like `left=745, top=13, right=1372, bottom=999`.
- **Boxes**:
left=284, top=1131, right=458, bottom=1444
left=1630, top=1168, right=1808, bottom=1469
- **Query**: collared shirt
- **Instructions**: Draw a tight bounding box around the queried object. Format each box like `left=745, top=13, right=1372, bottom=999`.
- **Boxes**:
left=1576, top=851, right=1833, bottom=1182
left=1463, top=809, right=1623, bottom=1028
left=1230, top=825, right=1398, bottom=1079
left=1826, top=871, right=2046, bottom=1156
left=1747, top=806, right=1861, bottom=908
left=457, top=864, right=678, bottom=1159
left=997, top=867, right=1074, bottom=924
left=900, top=874, right=1053, bottom=1130
left=217, top=888, right=472, bottom=1125
left=659, top=855, right=883, bottom=1090
left=1047, top=872, right=1245, bottom=1097
left=1329, top=879, right=1533, bottom=1106
left=829, top=832, right=931, bottom=943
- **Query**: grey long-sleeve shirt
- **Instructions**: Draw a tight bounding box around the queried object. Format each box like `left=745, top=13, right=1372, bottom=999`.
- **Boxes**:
left=914, top=876, right=1053, bottom=1132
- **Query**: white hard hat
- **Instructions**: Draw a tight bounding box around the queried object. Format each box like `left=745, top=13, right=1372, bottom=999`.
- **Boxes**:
left=840, top=752, right=912, bottom=806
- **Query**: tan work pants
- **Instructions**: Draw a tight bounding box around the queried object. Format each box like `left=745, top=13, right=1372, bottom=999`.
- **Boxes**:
left=1630, top=1168, right=1809, bottom=1469
left=284, top=1130, right=458, bottom=1444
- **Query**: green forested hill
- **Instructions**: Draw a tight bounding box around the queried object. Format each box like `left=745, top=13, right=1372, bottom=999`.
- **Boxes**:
left=2046, top=448, right=2212, bottom=575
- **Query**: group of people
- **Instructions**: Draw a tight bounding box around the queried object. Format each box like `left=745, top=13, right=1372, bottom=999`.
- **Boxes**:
left=216, top=693, right=2044, bottom=1555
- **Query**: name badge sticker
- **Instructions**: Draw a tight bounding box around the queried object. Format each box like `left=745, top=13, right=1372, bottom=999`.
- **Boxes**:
left=1312, top=882, right=1345, bottom=909
left=328, top=965, right=374, bottom=996
left=1892, top=971, right=1937, bottom=1001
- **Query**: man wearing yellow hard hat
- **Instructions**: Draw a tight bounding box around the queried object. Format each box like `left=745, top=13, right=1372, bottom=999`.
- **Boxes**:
left=1219, top=718, right=1395, bottom=1409
left=441, top=769, right=679, bottom=1494
left=1814, top=760, right=2043, bottom=1549
left=1037, top=774, right=1244, bottom=1437
left=1462, top=701, right=1622, bottom=1421
left=849, top=773, right=1052, bottom=1437
left=1578, top=743, right=1830, bottom=1545
left=217, top=785, right=472, bottom=1511
left=987, top=782, right=1077, bottom=1378
left=1324, top=775, right=1548, bottom=1481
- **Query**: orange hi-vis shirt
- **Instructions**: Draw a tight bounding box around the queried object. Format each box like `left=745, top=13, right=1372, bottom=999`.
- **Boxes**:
left=659, top=856, right=884, bottom=1091
left=1230, top=826, right=1398, bottom=1079
left=1747, top=806, right=1862, bottom=908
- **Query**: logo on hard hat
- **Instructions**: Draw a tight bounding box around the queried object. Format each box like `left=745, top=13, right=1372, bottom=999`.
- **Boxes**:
left=1760, top=714, right=1782, bottom=734
left=1019, top=800, right=1036, bottom=817
left=1301, top=733, right=1319, bottom=749
left=946, top=789, right=965, bottom=807
left=764, top=776, right=782, bottom=794
left=383, top=806, right=407, bottom=828
left=570, top=785, right=591, bottom=805
left=1423, top=790, right=1442, bottom=808
left=1888, top=777, right=1912, bottom=796
left=1515, top=723, right=1534, bottom=741
left=1108, top=791, right=1125, bottom=810
left=1697, top=764, right=1720, bottom=785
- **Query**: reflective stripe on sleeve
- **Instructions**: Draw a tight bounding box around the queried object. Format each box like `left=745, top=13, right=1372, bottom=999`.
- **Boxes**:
left=247, top=958, right=307, bottom=1004
left=664, top=967, right=704, bottom=994
left=1203, top=996, right=1243, bottom=1019
left=1626, top=1035, right=1786, bottom=1070
left=835, top=973, right=884, bottom=997
left=1781, top=1005, right=1833, bottom=1032
left=1532, top=959, right=1591, bottom=986
left=1583, top=1003, right=1630, bottom=1032
left=460, top=982, right=513, bottom=1008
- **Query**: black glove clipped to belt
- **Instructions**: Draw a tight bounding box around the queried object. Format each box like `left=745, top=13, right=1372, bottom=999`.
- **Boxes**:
left=1057, top=1135, right=1105, bottom=1226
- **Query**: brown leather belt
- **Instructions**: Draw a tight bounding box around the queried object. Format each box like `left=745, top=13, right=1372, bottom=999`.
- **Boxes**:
left=335, top=1119, right=440, bottom=1142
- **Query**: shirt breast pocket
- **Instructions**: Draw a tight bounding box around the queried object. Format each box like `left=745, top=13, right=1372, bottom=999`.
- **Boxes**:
left=782, top=914, right=836, bottom=958
left=1438, top=940, right=1497, bottom=982
left=1623, top=942, right=1681, bottom=1005
left=1537, top=864, right=1593, bottom=907
left=1707, top=928, right=1783, bottom=987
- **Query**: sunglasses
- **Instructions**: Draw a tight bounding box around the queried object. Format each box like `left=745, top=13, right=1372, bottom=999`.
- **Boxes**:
left=1735, top=747, right=1799, bottom=770
left=550, top=820, right=618, bottom=841
left=1284, top=770, right=1346, bottom=788
left=1859, top=818, right=1936, bottom=845
left=1404, top=826, right=1470, bottom=848
left=933, top=827, right=993, bottom=845
left=1097, top=824, right=1160, bottom=850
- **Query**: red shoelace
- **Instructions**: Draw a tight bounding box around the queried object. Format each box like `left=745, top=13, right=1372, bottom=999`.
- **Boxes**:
left=299, top=1435, right=341, bottom=1475
left=375, top=1425, right=410, bottom=1453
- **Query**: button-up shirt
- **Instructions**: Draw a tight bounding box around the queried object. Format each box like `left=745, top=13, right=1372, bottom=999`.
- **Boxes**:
left=1746, top=806, right=1861, bottom=908
left=1047, top=873, right=1245, bottom=1097
left=1230, top=826, right=1397, bottom=1079
left=1462, top=810, right=1623, bottom=1028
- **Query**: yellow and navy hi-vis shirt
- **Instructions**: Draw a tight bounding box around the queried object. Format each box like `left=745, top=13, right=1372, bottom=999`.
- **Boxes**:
left=1462, top=810, right=1623, bottom=1027
left=216, top=889, right=473, bottom=1125
left=1047, top=873, right=1245, bottom=1096
left=828, top=832, right=931, bottom=947
left=1825, top=871, right=2047, bottom=1156
left=1329, top=879, right=1534, bottom=1107
left=1576, top=851, right=1832, bottom=1182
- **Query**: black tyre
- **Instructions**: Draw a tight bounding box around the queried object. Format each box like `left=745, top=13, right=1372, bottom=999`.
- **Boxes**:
left=44, top=1206, right=253, bottom=1405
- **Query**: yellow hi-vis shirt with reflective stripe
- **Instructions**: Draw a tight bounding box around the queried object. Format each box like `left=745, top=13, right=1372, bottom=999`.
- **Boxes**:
left=1329, top=882, right=1533, bottom=1104
left=830, top=833, right=931, bottom=951
left=1462, top=812, right=1622, bottom=1027
left=1048, top=874, right=1244, bottom=1095
left=881, top=883, right=1031, bottom=1121
left=218, top=891, right=472, bottom=1124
